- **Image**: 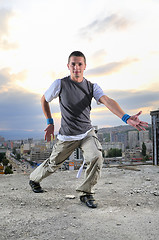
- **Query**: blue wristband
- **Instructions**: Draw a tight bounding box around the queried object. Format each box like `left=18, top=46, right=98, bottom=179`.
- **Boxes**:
left=47, top=118, right=54, bottom=125
left=122, top=114, right=131, bottom=124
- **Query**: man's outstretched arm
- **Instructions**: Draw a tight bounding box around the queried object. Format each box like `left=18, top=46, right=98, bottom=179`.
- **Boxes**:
left=41, top=95, right=54, bottom=142
left=99, top=95, right=148, bottom=131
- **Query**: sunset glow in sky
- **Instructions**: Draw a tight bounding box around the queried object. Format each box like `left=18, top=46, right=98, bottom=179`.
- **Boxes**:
left=0, top=0, right=159, bottom=139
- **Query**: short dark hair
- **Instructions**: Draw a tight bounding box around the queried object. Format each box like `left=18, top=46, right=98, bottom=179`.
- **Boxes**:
left=68, top=51, right=86, bottom=64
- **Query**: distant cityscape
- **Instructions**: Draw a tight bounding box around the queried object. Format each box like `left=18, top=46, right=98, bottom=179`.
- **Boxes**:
left=97, top=124, right=152, bottom=164
left=0, top=123, right=153, bottom=174
left=2, top=108, right=159, bottom=174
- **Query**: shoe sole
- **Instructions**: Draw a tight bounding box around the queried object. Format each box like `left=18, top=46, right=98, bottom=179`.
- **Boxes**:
left=29, top=181, right=44, bottom=193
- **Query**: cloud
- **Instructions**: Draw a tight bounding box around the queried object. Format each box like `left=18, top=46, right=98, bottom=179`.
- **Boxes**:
left=0, top=68, right=60, bottom=134
left=0, top=68, right=27, bottom=93
left=0, top=39, right=18, bottom=50
left=0, top=9, right=12, bottom=35
left=91, top=87, right=159, bottom=127
left=0, top=88, right=44, bottom=139
left=0, top=68, right=12, bottom=92
left=85, top=58, right=138, bottom=77
left=0, top=89, right=42, bottom=128
left=0, top=87, right=61, bottom=130
left=106, top=89, right=159, bottom=111
left=0, top=68, right=9, bottom=85
left=0, top=8, right=18, bottom=50
left=80, top=13, right=132, bottom=40
left=89, top=49, right=107, bottom=66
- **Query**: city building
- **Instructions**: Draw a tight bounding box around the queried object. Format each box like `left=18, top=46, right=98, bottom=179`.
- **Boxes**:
left=0, top=136, right=5, bottom=146
left=67, top=148, right=84, bottom=170
left=139, top=130, right=150, bottom=143
left=21, top=143, right=31, bottom=154
left=139, top=130, right=152, bottom=154
left=150, top=110, right=159, bottom=165
left=30, top=147, right=52, bottom=163
left=128, top=131, right=139, bottom=149
left=110, top=131, right=128, bottom=149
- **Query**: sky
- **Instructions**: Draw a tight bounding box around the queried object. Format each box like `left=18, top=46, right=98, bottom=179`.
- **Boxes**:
left=0, top=0, right=159, bottom=139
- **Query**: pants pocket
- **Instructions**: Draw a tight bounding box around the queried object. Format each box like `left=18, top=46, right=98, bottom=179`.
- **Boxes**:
left=93, top=136, right=102, bottom=151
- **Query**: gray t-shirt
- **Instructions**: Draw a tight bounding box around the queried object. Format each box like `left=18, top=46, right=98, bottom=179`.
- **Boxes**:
left=44, top=76, right=104, bottom=138
left=59, top=76, right=93, bottom=135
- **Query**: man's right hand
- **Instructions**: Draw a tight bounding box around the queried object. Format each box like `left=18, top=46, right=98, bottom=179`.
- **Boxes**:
left=44, top=124, right=54, bottom=142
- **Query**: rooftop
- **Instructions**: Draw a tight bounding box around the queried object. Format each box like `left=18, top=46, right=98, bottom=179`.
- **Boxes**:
left=0, top=165, right=159, bottom=239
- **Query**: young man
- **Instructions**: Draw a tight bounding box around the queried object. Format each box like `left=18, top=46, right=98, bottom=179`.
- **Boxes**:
left=29, top=51, right=148, bottom=208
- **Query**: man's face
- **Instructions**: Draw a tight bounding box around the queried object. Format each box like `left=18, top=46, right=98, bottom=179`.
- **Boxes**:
left=67, top=56, right=86, bottom=82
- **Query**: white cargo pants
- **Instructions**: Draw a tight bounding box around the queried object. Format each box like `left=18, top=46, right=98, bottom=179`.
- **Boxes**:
left=30, top=129, right=103, bottom=194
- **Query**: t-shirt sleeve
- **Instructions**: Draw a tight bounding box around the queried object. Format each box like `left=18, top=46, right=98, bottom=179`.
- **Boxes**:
left=44, top=79, right=61, bottom=102
left=93, top=83, right=105, bottom=103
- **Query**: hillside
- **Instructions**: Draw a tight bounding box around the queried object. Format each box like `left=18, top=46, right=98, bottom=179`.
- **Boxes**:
left=98, top=124, right=151, bottom=134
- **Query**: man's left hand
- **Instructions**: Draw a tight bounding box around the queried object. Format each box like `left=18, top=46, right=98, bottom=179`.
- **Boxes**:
left=127, top=111, right=149, bottom=131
